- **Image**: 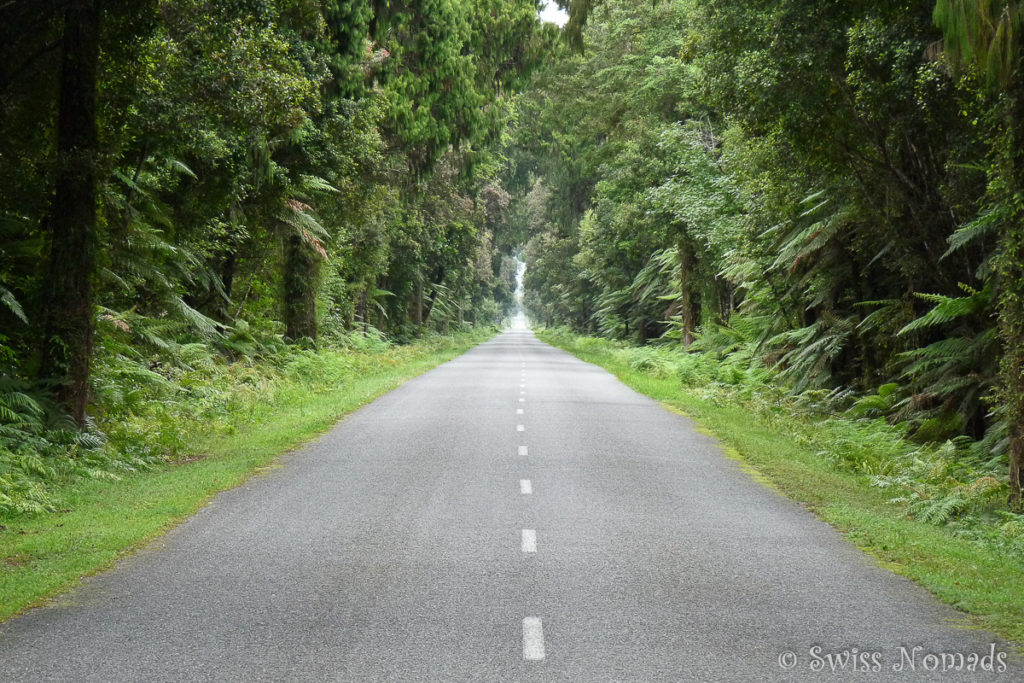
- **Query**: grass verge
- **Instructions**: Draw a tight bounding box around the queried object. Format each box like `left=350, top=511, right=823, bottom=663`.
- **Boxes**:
left=0, top=329, right=492, bottom=621
left=537, top=328, right=1024, bottom=646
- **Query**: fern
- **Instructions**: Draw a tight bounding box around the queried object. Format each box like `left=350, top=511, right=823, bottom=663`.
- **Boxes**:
left=898, top=284, right=991, bottom=335
left=943, top=206, right=1003, bottom=260
left=0, top=285, right=27, bottom=323
left=769, top=315, right=856, bottom=392
left=910, top=492, right=970, bottom=524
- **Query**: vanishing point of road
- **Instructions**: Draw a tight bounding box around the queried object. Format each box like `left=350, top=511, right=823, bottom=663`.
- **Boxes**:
left=0, top=330, right=1017, bottom=681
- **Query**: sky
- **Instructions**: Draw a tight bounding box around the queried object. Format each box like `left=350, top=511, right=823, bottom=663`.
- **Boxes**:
left=538, top=1, right=569, bottom=27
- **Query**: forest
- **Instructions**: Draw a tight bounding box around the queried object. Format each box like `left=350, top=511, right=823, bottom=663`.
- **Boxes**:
left=518, top=0, right=1024, bottom=519
left=0, top=0, right=553, bottom=514
left=3, top=0, right=1024, bottom=533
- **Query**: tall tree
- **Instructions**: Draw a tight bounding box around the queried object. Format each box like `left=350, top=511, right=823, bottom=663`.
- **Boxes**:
left=934, top=0, right=1024, bottom=509
left=37, top=0, right=103, bottom=426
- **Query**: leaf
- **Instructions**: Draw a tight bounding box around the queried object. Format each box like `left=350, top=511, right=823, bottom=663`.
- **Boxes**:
left=943, top=208, right=1002, bottom=258
left=167, top=158, right=197, bottom=179
left=299, top=174, right=339, bottom=194
left=0, top=286, right=27, bottom=323
left=898, top=284, right=991, bottom=335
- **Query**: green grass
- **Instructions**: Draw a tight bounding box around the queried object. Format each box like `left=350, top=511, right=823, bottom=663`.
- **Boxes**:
left=0, top=329, right=492, bottom=621
left=537, top=328, right=1024, bottom=646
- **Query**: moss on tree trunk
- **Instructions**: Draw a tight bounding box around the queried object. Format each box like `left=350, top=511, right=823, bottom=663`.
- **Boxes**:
left=678, top=235, right=699, bottom=348
left=998, top=77, right=1024, bottom=510
left=283, top=233, right=321, bottom=342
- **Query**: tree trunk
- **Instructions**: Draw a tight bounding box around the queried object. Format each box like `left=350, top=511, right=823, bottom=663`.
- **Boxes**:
left=38, top=0, right=101, bottom=427
left=422, top=267, right=445, bottom=325
left=999, top=77, right=1024, bottom=511
left=343, top=292, right=355, bottom=331
left=412, top=277, right=423, bottom=327
left=358, top=288, right=369, bottom=333
left=283, top=233, right=320, bottom=341
left=221, top=252, right=237, bottom=301
left=715, top=275, right=734, bottom=322
left=678, top=235, right=698, bottom=348
left=999, top=218, right=1024, bottom=510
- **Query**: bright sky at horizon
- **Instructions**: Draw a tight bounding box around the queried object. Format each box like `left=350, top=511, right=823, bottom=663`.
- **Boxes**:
left=538, top=1, right=569, bottom=27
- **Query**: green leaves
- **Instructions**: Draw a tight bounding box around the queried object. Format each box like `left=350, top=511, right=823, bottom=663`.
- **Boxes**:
left=514, top=0, right=1017, bottom=473
left=934, top=1, right=1024, bottom=85
left=899, top=284, right=992, bottom=335
left=0, top=286, right=26, bottom=324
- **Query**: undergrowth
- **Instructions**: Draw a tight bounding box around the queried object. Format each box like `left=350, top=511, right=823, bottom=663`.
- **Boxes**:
left=1, top=321, right=487, bottom=517
left=540, top=327, right=1024, bottom=562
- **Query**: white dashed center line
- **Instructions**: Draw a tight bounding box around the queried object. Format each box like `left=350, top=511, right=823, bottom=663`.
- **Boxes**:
left=517, top=424, right=525, bottom=432
left=523, top=618, right=545, bottom=661
left=519, top=398, right=525, bottom=403
left=521, top=529, right=537, bottom=553
left=516, top=408, right=524, bottom=414
left=518, top=445, right=528, bottom=455
left=520, top=479, right=532, bottom=495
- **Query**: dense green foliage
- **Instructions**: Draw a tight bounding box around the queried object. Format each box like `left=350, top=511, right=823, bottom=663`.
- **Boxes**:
left=543, top=328, right=1024, bottom=550
left=541, top=327, right=1024, bottom=643
left=0, top=1, right=553, bottom=512
left=1, top=328, right=489, bottom=618
left=6, top=0, right=1024, bottom=529
left=511, top=0, right=1024, bottom=511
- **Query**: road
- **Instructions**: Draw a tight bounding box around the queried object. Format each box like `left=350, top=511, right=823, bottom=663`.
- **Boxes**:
left=0, top=330, right=1017, bottom=681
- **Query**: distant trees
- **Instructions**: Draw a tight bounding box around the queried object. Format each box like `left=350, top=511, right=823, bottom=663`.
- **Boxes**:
left=0, top=2, right=551, bottom=429
left=513, top=0, right=1024, bottom=508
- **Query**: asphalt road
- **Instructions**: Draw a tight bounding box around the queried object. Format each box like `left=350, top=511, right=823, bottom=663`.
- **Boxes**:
left=0, top=330, right=1018, bottom=681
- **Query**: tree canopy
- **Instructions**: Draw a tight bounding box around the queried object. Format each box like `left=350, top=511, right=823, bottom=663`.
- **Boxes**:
left=509, top=0, right=1024, bottom=510
left=5, top=0, right=1024, bottom=514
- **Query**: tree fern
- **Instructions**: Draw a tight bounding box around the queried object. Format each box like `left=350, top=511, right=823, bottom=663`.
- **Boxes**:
left=898, top=283, right=992, bottom=335
left=769, top=314, right=857, bottom=392
left=102, top=155, right=228, bottom=343
left=934, top=0, right=1024, bottom=84
left=943, top=205, right=1004, bottom=265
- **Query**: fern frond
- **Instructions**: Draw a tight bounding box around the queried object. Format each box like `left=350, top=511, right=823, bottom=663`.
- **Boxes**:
left=899, top=284, right=991, bottom=335
left=944, top=207, right=1003, bottom=258
left=0, top=285, right=27, bottom=323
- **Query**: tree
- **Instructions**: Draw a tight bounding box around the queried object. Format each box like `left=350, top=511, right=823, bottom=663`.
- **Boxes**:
left=0, top=0, right=543, bottom=436
left=517, top=0, right=1007, bottom=470
left=37, top=0, right=103, bottom=426
left=934, top=0, right=1024, bottom=509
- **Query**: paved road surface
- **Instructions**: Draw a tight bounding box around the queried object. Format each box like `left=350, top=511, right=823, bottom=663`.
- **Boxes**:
left=0, top=330, right=1017, bottom=681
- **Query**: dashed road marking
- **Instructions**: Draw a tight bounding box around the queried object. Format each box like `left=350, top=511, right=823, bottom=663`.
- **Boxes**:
left=520, top=479, right=532, bottom=495
left=521, top=529, right=537, bottom=553
left=517, top=408, right=524, bottom=414
left=517, top=424, right=525, bottom=432
left=523, top=618, right=545, bottom=661
left=518, top=445, right=528, bottom=456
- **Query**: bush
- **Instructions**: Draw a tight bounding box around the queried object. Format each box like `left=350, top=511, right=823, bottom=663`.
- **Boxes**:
left=542, top=326, right=1024, bottom=560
